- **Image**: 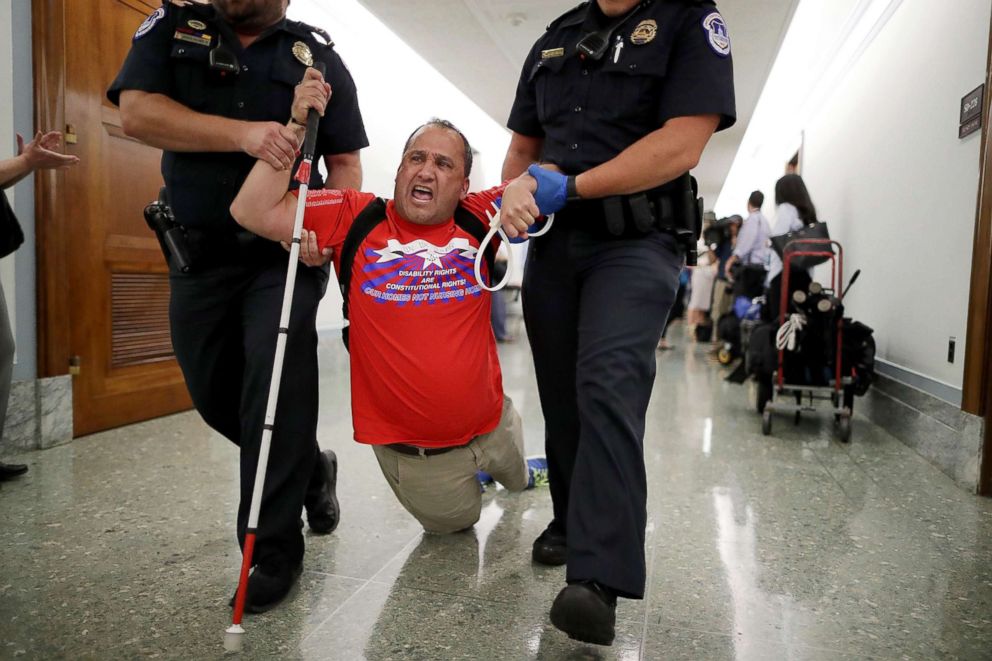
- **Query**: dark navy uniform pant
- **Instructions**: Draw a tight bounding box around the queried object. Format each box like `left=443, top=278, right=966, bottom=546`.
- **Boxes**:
left=169, top=243, right=326, bottom=572
left=523, top=225, right=682, bottom=599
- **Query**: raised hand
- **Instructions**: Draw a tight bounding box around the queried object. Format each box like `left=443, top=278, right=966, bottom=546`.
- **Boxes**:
left=500, top=178, right=541, bottom=239
left=291, top=67, right=332, bottom=126
left=281, top=229, right=332, bottom=267
left=18, top=131, right=80, bottom=170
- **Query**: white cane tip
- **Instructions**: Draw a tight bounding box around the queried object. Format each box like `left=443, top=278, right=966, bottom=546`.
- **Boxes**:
left=223, top=627, right=244, bottom=653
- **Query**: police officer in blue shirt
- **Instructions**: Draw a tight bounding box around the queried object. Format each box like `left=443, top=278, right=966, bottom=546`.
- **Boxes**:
left=500, top=0, right=735, bottom=645
left=108, top=0, right=368, bottom=612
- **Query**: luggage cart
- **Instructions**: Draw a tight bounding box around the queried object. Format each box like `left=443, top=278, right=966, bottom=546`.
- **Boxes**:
left=761, top=239, right=855, bottom=442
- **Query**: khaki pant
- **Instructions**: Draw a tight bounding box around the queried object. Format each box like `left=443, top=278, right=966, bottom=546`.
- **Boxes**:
left=710, top=279, right=733, bottom=327
left=372, top=395, right=527, bottom=534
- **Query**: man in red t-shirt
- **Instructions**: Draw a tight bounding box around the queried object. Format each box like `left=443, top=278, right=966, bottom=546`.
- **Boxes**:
left=231, top=69, right=545, bottom=533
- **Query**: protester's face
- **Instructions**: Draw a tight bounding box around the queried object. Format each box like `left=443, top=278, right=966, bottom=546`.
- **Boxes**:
left=212, top=0, right=287, bottom=31
left=597, top=0, right=640, bottom=17
left=393, top=127, right=469, bottom=226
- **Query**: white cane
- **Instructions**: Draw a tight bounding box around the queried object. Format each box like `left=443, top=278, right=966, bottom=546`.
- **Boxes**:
left=224, top=61, right=326, bottom=654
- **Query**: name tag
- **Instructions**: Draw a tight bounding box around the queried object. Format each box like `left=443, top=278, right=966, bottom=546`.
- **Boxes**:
left=541, top=48, right=565, bottom=60
left=174, top=30, right=212, bottom=47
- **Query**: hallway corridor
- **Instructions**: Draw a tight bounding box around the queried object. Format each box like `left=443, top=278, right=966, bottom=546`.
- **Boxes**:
left=2, top=329, right=991, bottom=660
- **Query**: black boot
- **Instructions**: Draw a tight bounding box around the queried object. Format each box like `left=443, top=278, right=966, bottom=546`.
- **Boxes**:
left=229, top=562, right=303, bottom=614
left=304, top=450, right=339, bottom=534
left=532, top=522, right=567, bottom=566
left=0, top=462, right=28, bottom=481
left=549, top=581, right=617, bottom=646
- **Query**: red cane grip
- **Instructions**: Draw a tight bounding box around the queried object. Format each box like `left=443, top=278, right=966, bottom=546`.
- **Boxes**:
left=231, top=532, right=257, bottom=625
left=294, top=160, right=312, bottom=185
left=301, top=61, right=326, bottom=160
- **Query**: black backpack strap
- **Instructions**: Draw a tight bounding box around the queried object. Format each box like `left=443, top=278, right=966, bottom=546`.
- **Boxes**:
left=453, top=206, right=496, bottom=286
left=338, top=198, right=388, bottom=350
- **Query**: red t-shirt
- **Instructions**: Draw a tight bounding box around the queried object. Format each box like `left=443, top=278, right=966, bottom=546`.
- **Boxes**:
left=300, top=186, right=506, bottom=447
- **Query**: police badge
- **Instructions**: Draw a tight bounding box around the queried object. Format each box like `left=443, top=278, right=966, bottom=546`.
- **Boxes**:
left=292, top=41, right=314, bottom=66
left=630, top=19, right=658, bottom=46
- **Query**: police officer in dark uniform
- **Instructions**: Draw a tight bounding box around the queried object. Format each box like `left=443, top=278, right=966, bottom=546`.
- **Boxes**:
left=107, top=0, right=368, bottom=612
left=499, top=0, right=735, bottom=645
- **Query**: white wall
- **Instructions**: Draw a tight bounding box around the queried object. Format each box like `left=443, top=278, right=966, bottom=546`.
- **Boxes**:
left=804, top=0, right=989, bottom=391
left=717, top=0, right=991, bottom=394
left=0, top=0, right=17, bottom=342
left=288, top=0, right=512, bottom=330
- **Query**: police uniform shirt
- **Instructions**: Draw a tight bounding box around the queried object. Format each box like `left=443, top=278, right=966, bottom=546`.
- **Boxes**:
left=507, top=0, right=736, bottom=176
left=107, top=1, right=369, bottom=229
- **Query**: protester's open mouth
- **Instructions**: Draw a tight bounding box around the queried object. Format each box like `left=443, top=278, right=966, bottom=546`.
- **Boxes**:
left=412, top=185, right=434, bottom=202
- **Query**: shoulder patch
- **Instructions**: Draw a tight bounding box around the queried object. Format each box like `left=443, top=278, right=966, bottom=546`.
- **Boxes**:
left=134, top=7, right=166, bottom=41
left=309, top=25, right=334, bottom=47
left=702, top=11, right=731, bottom=57
left=286, top=19, right=335, bottom=47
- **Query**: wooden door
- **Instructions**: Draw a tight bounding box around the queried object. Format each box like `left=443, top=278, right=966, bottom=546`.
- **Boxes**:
left=964, top=5, right=992, bottom=495
left=34, top=0, right=192, bottom=436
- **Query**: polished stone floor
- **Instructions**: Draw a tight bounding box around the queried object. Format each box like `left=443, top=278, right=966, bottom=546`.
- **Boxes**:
left=2, top=318, right=992, bottom=660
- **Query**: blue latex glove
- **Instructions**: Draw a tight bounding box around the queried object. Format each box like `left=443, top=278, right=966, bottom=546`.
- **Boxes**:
left=527, top=164, right=568, bottom=216
left=492, top=197, right=547, bottom=244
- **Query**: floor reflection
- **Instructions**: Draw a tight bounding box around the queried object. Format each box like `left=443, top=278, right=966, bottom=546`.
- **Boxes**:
left=2, top=327, right=992, bottom=659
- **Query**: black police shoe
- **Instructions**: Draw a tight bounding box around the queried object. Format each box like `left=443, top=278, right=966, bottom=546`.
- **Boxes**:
left=0, top=462, right=28, bottom=481
left=532, top=524, right=567, bottom=566
left=229, top=562, right=303, bottom=614
left=549, top=581, right=617, bottom=646
left=305, top=449, right=339, bottom=534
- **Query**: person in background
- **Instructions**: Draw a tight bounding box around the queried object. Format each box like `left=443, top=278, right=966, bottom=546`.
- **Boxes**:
left=725, top=190, right=770, bottom=280
left=765, top=174, right=817, bottom=321
left=709, top=214, right=740, bottom=354
left=0, top=131, right=79, bottom=483
left=490, top=248, right=513, bottom=342
left=687, top=248, right=717, bottom=339
left=658, top=266, right=689, bottom=350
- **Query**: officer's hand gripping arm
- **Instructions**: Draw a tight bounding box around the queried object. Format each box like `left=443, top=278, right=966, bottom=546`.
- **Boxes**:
left=119, top=90, right=299, bottom=170
left=230, top=66, right=330, bottom=243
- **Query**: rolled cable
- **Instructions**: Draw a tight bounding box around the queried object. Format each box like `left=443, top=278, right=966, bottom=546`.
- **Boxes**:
left=776, top=313, right=807, bottom=352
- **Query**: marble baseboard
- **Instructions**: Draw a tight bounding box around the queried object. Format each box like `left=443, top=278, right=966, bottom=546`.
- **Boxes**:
left=0, top=376, right=72, bottom=456
left=3, top=381, right=40, bottom=453
left=860, top=373, right=984, bottom=493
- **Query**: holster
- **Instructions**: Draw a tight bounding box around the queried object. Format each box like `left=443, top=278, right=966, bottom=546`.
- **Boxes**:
left=144, top=187, right=194, bottom=273
left=144, top=187, right=275, bottom=273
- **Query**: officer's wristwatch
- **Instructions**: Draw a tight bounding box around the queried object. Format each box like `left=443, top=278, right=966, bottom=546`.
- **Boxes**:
left=566, top=175, right=581, bottom=202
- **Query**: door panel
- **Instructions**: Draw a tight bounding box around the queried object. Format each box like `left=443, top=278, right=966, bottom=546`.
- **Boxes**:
left=36, top=0, right=193, bottom=436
